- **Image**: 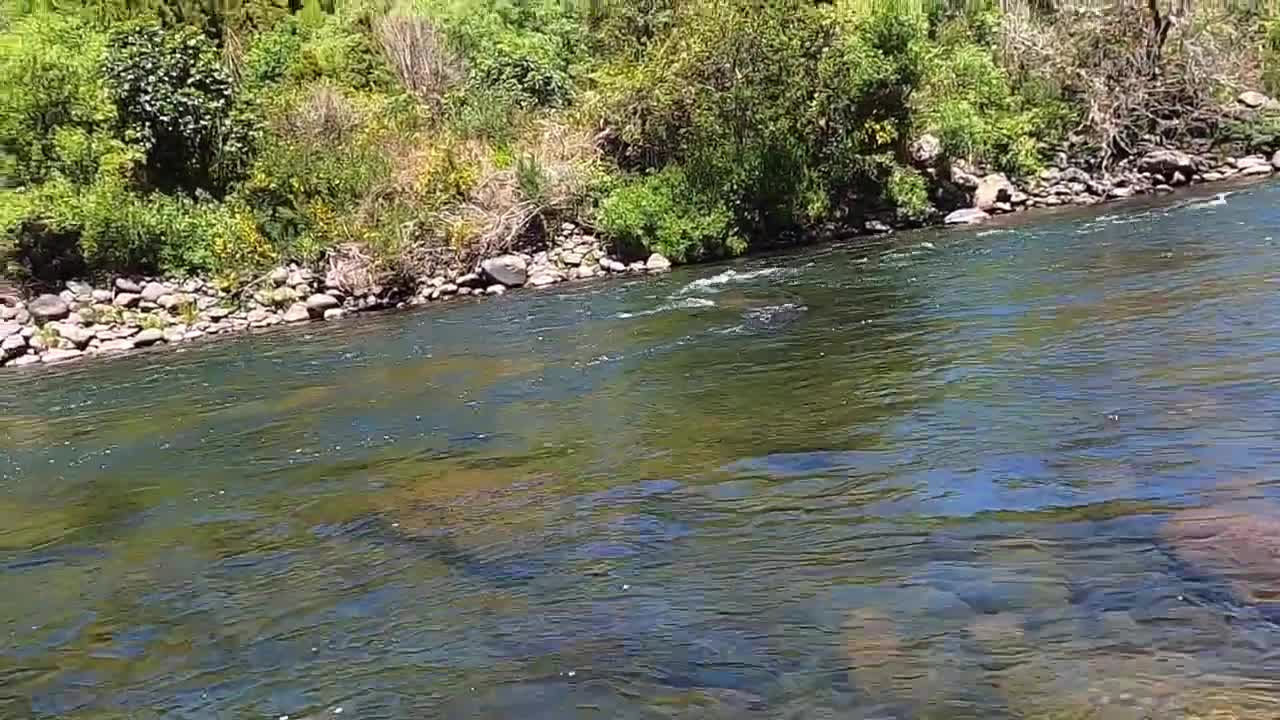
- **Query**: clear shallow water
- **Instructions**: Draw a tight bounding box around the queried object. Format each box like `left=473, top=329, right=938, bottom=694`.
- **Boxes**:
left=5, top=185, right=1280, bottom=719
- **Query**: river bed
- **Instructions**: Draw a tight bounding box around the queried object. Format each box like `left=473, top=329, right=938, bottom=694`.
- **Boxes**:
left=4, top=184, right=1280, bottom=718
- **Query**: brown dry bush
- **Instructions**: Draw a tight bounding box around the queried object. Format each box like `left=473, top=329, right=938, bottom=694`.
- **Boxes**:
left=376, top=14, right=465, bottom=111
left=433, top=119, right=601, bottom=269
left=1000, top=0, right=1260, bottom=164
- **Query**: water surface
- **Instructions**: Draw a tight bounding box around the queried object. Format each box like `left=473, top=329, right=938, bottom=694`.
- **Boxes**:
left=5, top=184, right=1280, bottom=718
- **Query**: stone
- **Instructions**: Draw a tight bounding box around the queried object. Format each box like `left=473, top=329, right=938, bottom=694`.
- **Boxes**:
left=323, top=308, right=347, bottom=321
left=973, top=173, right=1013, bottom=211
left=1137, top=149, right=1195, bottom=177
left=66, top=280, right=93, bottom=298
left=42, top=348, right=83, bottom=364
left=157, top=293, right=191, bottom=310
left=1154, top=184, right=1174, bottom=193
left=439, top=283, right=458, bottom=295
left=457, top=287, right=472, bottom=296
left=944, top=208, right=990, bottom=225
left=909, top=133, right=941, bottom=165
left=1238, top=90, right=1271, bottom=108
left=1060, top=167, right=1091, bottom=184
left=1108, top=186, right=1136, bottom=199
left=283, top=303, right=311, bottom=323
left=599, top=257, right=628, bottom=273
left=115, top=278, right=142, bottom=293
left=1202, top=171, right=1224, bottom=182
left=528, top=272, right=562, bottom=287
left=1170, top=170, right=1189, bottom=186
left=91, top=289, right=113, bottom=303
left=864, top=219, right=893, bottom=233
left=207, top=306, right=231, bottom=320
left=29, top=294, right=70, bottom=322
left=113, top=293, right=140, bottom=308
left=485, top=284, right=506, bottom=296
left=1241, top=163, right=1273, bottom=176
left=96, top=338, right=136, bottom=353
left=1, top=333, right=26, bottom=359
left=140, top=282, right=170, bottom=302
left=646, top=253, right=673, bottom=272
left=0, top=306, right=14, bottom=321
left=456, top=272, right=481, bottom=287
left=162, top=326, right=187, bottom=343
left=1273, top=150, right=1280, bottom=170
left=0, top=323, right=19, bottom=340
left=1085, top=180, right=1111, bottom=196
left=10, top=354, right=40, bottom=367
left=561, top=251, right=584, bottom=266
left=951, top=166, right=980, bottom=189
left=1234, top=155, right=1270, bottom=170
left=51, top=323, right=95, bottom=348
left=991, top=201, right=1013, bottom=213
left=268, top=267, right=290, bottom=286
left=133, top=328, right=163, bottom=346
left=480, top=255, right=529, bottom=287
left=306, top=293, right=340, bottom=312
left=1009, top=190, right=1029, bottom=206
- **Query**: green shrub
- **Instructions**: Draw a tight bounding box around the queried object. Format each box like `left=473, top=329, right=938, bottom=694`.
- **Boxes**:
left=596, top=167, right=742, bottom=263
left=912, top=16, right=1058, bottom=176
left=0, top=11, right=116, bottom=188
left=103, top=23, right=237, bottom=195
left=886, top=165, right=929, bottom=221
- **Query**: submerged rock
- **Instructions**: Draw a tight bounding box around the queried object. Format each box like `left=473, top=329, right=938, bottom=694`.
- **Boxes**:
left=1162, top=505, right=1280, bottom=605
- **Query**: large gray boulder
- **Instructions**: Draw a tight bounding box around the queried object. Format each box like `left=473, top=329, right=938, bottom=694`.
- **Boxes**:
left=29, top=294, right=70, bottom=322
left=1137, top=149, right=1195, bottom=177
left=481, top=255, right=529, bottom=287
left=973, top=173, right=1013, bottom=211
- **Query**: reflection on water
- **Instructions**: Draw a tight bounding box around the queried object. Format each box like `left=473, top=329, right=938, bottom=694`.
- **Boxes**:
left=5, top=184, right=1280, bottom=717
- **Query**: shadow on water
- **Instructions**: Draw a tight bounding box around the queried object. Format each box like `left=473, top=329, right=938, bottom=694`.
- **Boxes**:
left=6, top=182, right=1280, bottom=717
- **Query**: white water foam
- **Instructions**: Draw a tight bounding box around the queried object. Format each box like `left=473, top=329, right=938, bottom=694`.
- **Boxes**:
left=616, top=296, right=717, bottom=319
left=676, top=267, right=786, bottom=295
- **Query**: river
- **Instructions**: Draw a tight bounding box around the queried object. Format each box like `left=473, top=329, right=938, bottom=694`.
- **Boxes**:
left=4, top=184, right=1280, bottom=718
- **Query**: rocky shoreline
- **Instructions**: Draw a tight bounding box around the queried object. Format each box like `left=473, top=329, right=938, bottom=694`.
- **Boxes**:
left=1, top=144, right=1276, bottom=370
left=0, top=224, right=671, bottom=368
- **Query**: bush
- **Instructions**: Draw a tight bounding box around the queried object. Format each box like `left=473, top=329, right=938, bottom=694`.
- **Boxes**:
left=596, top=167, right=741, bottom=263
left=0, top=12, right=116, bottom=188
left=103, top=23, right=237, bottom=195
left=913, top=19, right=1058, bottom=176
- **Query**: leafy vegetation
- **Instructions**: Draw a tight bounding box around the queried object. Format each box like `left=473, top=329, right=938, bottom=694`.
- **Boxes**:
left=0, top=0, right=1273, bottom=285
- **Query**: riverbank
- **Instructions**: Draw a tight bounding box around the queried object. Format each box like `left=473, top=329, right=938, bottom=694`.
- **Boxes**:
left=2, top=142, right=1276, bottom=370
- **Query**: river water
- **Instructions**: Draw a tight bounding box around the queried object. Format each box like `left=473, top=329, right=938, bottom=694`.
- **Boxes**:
left=4, top=184, right=1280, bottom=718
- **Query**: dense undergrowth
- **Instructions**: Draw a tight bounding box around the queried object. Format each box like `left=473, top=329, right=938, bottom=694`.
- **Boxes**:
left=1, top=0, right=1275, bottom=288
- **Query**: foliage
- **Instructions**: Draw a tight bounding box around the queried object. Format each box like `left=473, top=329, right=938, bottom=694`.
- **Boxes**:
left=2, top=0, right=1277, bottom=286
left=0, top=11, right=116, bottom=187
left=596, top=167, right=741, bottom=263
left=103, top=23, right=237, bottom=195
left=913, top=15, right=1062, bottom=175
